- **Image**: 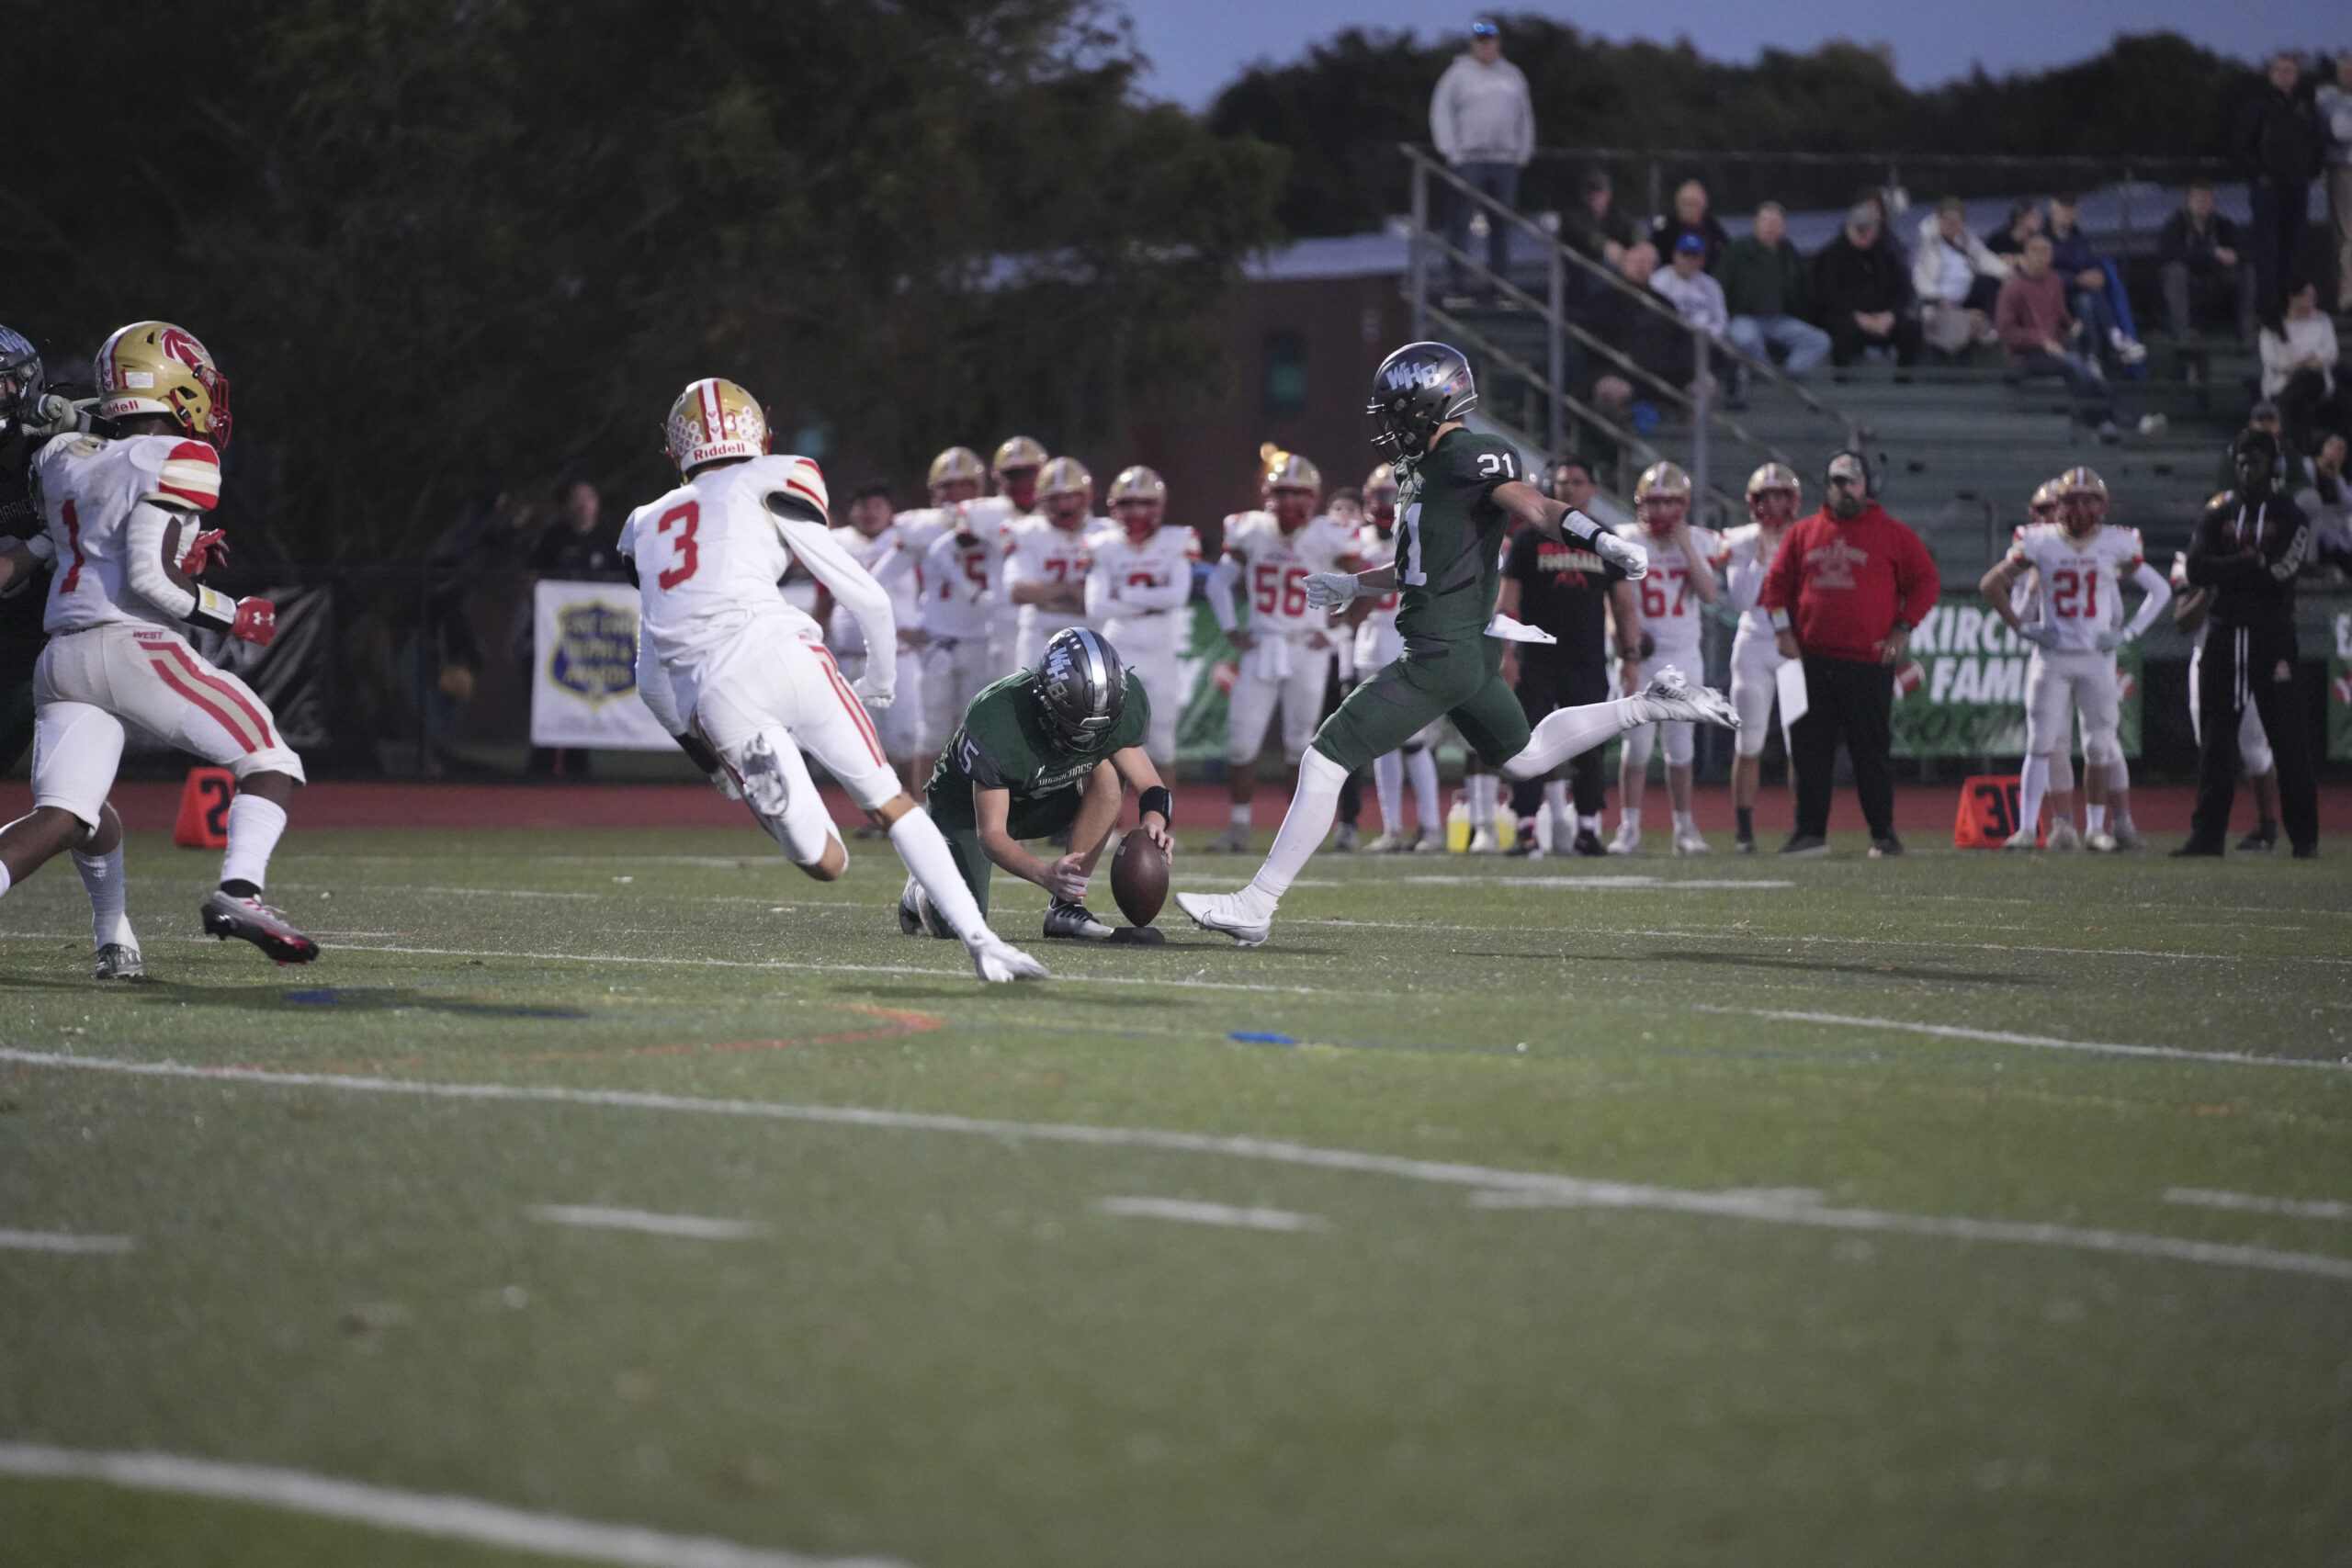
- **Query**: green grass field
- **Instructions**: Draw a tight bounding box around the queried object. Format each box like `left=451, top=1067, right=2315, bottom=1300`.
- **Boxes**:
left=3, top=826, right=2349, bottom=1566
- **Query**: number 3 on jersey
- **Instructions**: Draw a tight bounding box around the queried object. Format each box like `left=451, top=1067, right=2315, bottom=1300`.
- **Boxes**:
left=655, top=501, right=699, bottom=589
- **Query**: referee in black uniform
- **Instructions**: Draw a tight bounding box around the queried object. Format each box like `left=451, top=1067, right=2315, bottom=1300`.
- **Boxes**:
left=1498, top=459, right=1638, bottom=856
left=2177, top=427, right=2318, bottom=857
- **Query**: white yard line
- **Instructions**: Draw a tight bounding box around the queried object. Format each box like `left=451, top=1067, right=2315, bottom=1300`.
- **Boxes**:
left=0, top=1444, right=903, bottom=1567
left=525, top=1205, right=763, bottom=1240
left=2164, top=1188, right=2352, bottom=1222
left=4, top=1047, right=2346, bottom=1284
left=1401, top=875, right=1794, bottom=890
left=1094, top=1197, right=1326, bottom=1232
left=1683, top=1004, right=2352, bottom=1072
left=0, top=1229, right=133, bottom=1255
left=1620, top=927, right=2352, bottom=967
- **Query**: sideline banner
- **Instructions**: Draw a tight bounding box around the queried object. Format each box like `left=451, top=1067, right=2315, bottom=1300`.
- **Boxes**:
left=529, top=580, right=673, bottom=750
left=1891, top=599, right=2142, bottom=760
left=2330, top=609, right=2352, bottom=761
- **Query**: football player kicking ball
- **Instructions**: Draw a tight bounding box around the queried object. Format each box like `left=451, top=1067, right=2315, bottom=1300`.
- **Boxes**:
left=0, top=321, right=314, bottom=966
left=903, top=627, right=1174, bottom=944
left=620, top=378, right=1044, bottom=984
left=1979, top=466, right=2169, bottom=852
left=1178, top=343, right=1737, bottom=947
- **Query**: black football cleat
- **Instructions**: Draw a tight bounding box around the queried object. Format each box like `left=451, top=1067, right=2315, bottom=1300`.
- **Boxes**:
left=1780, top=834, right=1831, bottom=857
left=1571, top=828, right=1606, bottom=858
left=2169, top=840, right=2225, bottom=858
left=1868, top=834, right=1905, bottom=858
left=2236, top=822, right=2277, bottom=852
left=1042, top=900, right=1116, bottom=941
left=200, top=890, right=320, bottom=964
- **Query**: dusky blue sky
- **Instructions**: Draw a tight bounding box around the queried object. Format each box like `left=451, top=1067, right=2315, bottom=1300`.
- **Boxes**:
left=1117, top=0, right=2345, bottom=108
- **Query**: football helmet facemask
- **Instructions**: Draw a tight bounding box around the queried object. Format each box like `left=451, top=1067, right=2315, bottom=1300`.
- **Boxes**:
left=2054, top=465, right=2108, bottom=536
left=1365, top=342, right=1476, bottom=458
left=95, top=321, right=232, bottom=449
left=1109, top=466, right=1166, bottom=542
left=0, top=325, right=42, bottom=434
left=1634, top=461, right=1691, bottom=533
left=665, top=378, right=769, bottom=473
left=928, top=446, right=987, bottom=501
left=1745, top=461, right=1799, bottom=525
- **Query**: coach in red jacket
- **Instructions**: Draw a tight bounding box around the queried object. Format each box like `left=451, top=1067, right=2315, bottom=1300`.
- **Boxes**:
left=1760, top=452, right=1940, bottom=856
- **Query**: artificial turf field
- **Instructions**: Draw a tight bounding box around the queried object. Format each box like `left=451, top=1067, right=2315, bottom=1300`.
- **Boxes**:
left=1, top=821, right=2348, bottom=1566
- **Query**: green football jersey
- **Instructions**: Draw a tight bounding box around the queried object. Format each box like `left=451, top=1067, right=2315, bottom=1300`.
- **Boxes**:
left=925, top=671, right=1151, bottom=828
left=1392, top=428, right=1524, bottom=643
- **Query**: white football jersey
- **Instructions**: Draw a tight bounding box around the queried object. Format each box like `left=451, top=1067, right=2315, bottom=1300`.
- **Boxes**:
left=891, top=506, right=956, bottom=558
left=1351, top=521, right=1406, bottom=634
left=1621, top=525, right=1722, bottom=651
left=31, top=432, right=223, bottom=634
left=618, top=454, right=830, bottom=671
left=1087, top=523, right=1199, bottom=659
left=1005, top=516, right=1098, bottom=646
left=919, top=523, right=1004, bottom=642
left=826, top=524, right=921, bottom=656
left=1222, top=511, right=1356, bottom=636
left=1718, top=524, right=1786, bottom=640
left=2005, top=523, right=2147, bottom=654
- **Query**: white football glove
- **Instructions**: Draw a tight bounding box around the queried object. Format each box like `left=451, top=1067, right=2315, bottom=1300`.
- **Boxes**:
left=2092, top=627, right=2126, bottom=652
left=1592, top=529, right=1648, bottom=581
left=2017, top=624, right=2062, bottom=649
left=1304, top=571, right=1360, bottom=610
left=851, top=674, right=896, bottom=709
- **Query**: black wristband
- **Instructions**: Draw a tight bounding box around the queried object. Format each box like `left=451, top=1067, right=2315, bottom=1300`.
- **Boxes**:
left=1139, top=785, right=1172, bottom=824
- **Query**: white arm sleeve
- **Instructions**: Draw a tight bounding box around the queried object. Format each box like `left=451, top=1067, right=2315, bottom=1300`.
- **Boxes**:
left=1207, top=554, right=1242, bottom=634
left=1083, top=560, right=1114, bottom=622
left=776, top=516, right=897, bottom=659
left=1123, top=570, right=1193, bottom=614
left=2120, top=558, right=2173, bottom=641
left=1724, top=558, right=1764, bottom=616
left=125, top=502, right=235, bottom=627
left=871, top=545, right=919, bottom=594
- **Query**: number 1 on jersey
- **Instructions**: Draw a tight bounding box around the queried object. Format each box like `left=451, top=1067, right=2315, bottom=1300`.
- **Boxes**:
left=656, top=500, right=699, bottom=589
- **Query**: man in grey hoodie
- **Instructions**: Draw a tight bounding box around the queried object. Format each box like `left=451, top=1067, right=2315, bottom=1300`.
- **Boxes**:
left=1430, top=18, right=1534, bottom=298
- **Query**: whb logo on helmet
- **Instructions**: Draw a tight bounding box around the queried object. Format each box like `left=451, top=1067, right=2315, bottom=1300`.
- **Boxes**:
left=1034, top=626, right=1126, bottom=748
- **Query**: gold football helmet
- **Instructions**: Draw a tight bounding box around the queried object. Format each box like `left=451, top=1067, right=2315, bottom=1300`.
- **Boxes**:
left=2054, top=465, right=2108, bottom=535
left=1260, top=443, right=1321, bottom=493
left=664, top=378, right=768, bottom=473
left=928, top=446, right=986, bottom=489
left=1744, top=462, right=1799, bottom=500
left=1363, top=462, right=1396, bottom=496
left=95, top=321, right=232, bottom=449
left=2030, top=479, right=2060, bottom=519
left=1037, top=456, right=1094, bottom=501
left=1635, top=461, right=1692, bottom=502
left=2053, top=465, right=2108, bottom=502
left=992, top=435, right=1048, bottom=476
left=1108, top=465, right=1166, bottom=507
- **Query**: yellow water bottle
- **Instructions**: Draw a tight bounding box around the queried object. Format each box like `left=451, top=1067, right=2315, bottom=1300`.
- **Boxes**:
left=1445, top=792, right=1472, bottom=852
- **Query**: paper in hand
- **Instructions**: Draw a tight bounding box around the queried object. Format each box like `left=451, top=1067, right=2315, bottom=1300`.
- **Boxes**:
left=1485, top=614, right=1558, bottom=645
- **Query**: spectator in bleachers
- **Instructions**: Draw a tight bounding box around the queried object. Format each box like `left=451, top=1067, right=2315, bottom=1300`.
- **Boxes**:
left=523, top=475, right=628, bottom=776
left=1814, top=203, right=1922, bottom=368
left=2045, top=193, right=2146, bottom=367
left=2157, top=179, right=2257, bottom=342
left=1651, top=232, right=1732, bottom=398
left=1996, top=234, right=2161, bottom=437
left=2217, top=400, right=2298, bottom=491
left=1984, top=199, right=2043, bottom=260
left=2321, top=52, right=2352, bottom=312
left=1649, top=180, right=1730, bottom=273
left=2233, top=51, right=2324, bottom=314
left=1430, top=17, right=1534, bottom=299
left=1722, top=202, right=1831, bottom=387
left=2295, top=432, right=2352, bottom=577
left=1912, top=196, right=2008, bottom=358
left=1566, top=169, right=1640, bottom=274
left=1585, top=242, right=1696, bottom=423
left=2260, top=282, right=2346, bottom=454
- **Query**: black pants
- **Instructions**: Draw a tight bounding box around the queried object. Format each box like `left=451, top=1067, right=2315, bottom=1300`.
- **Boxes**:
left=1508, top=656, right=1611, bottom=818
left=1790, top=655, right=1895, bottom=840
left=2248, top=182, right=2309, bottom=315
left=2189, top=621, right=2318, bottom=852
left=1327, top=665, right=1364, bottom=826
left=1828, top=312, right=1922, bottom=367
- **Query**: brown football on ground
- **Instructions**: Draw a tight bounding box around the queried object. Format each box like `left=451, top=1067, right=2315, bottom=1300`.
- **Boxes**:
left=1110, top=829, right=1170, bottom=927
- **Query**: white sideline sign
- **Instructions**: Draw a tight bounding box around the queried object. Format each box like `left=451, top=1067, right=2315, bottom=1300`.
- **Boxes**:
left=529, top=580, right=674, bottom=750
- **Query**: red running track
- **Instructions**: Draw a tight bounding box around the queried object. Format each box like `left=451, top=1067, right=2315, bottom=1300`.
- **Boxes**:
left=6, top=778, right=2345, bottom=839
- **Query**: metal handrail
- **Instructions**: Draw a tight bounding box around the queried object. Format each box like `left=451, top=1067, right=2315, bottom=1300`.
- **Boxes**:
left=1402, top=146, right=1861, bottom=451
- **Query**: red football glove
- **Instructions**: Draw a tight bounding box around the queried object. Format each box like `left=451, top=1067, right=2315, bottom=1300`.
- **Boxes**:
left=179, top=528, right=230, bottom=576
left=232, top=596, right=276, bottom=647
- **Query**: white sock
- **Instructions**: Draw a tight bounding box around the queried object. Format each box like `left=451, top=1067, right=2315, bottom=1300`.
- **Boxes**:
left=2017, top=758, right=2048, bottom=837
left=1245, top=750, right=1348, bottom=907
left=0, top=862, right=11, bottom=898
left=1407, top=748, right=1441, bottom=831
left=1506, top=697, right=1637, bottom=779
left=2086, top=804, right=2108, bottom=833
left=1466, top=773, right=1495, bottom=833
left=1229, top=802, right=1251, bottom=829
left=73, top=843, right=134, bottom=950
left=1621, top=807, right=1641, bottom=833
left=889, top=810, right=991, bottom=946
left=1579, top=813, right=1601, bottom=833
left=1544, top=781, right=1569, bottom=814
left=1374, top=752, right=1403, bottom=835
left=220, top=794, right=288, bottom=890
left=1673, top=810, right=1694, bottom=831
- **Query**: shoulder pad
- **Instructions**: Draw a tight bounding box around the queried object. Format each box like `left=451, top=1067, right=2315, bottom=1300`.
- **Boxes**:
left=152, top=440, right=222, bottom=512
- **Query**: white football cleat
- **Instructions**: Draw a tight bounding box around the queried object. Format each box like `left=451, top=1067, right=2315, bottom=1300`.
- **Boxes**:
left=1203, top=824, right=1252, bottom=853
left=1605, top=823, right=1641, bottom=856
left=2001, top=827, right=2039, bottom=851
left=1468, top=826, right=1500, bottom=853
left=1363, top=829, right=1406, bottom=853
left=2046, top=817, right=2082, bottom=852
left=2086, top=830, right=2120, bottom=853
left=966, top=931, right=1047, bottom=982
left=1329, top=823, right=1360, bottom=852
left=1672, top=823, right=1710, bottom=855
left=94, top=942, right=143, bottom=981
left=1175, top=889, right=1272, bottom=947
left=899, top=877, right=954, bottom=939
left=2112, top=816, right=2145, bottom=850
left=1633, top=666, right=1739, bottom=731
left=1412, top=829, right=1447, bottom=854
